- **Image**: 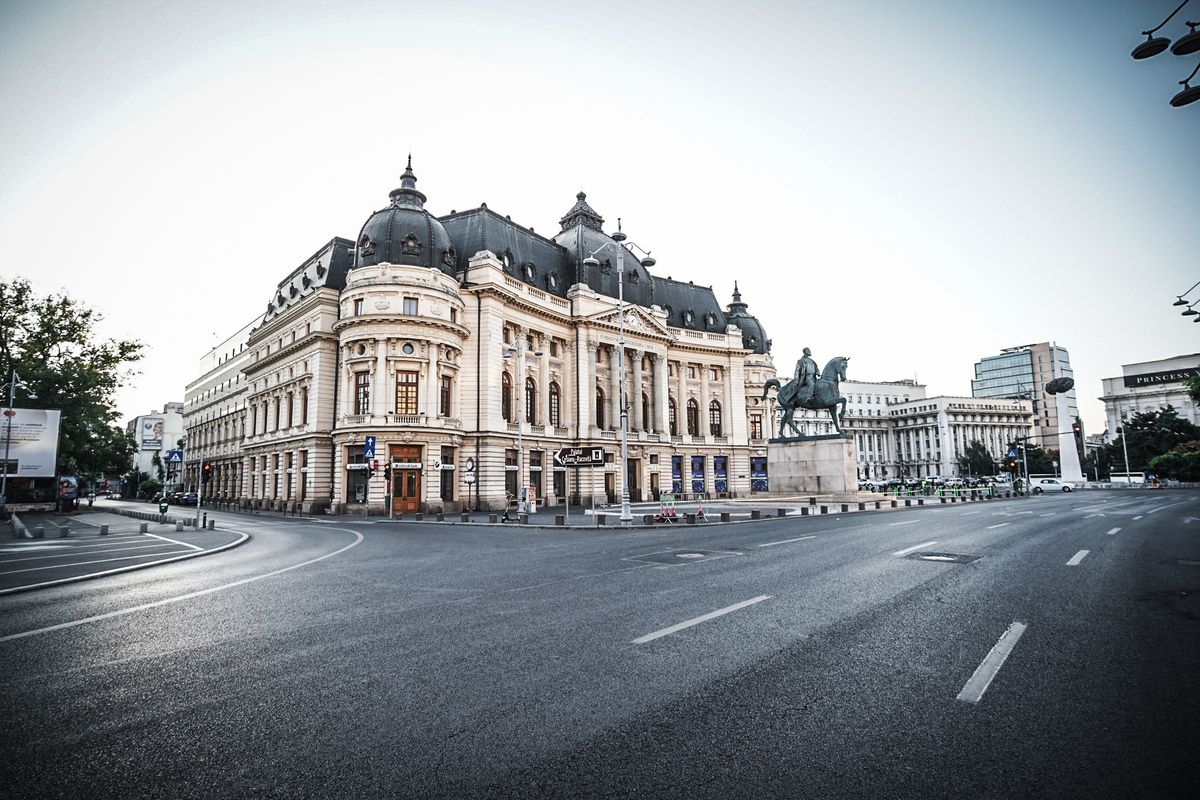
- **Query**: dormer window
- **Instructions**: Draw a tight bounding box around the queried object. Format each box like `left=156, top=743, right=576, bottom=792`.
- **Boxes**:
left=401, top=234, right=422, bottom=256
left=683, top=309, right=695, bottom=326
left=502, top=249, right=514, bottom=268
left=442, top=245, right=457, bottom=268
left=600, top=259, right=612, bottom=275
left=546, top=273, right=559, bottom=290
left=704, top=312, right=716, bottom=328
left=522, top=262, right=536, bottom=280
left=358, top=236, right=375, bottom=256
left=627, top=270, right=639, bottom=285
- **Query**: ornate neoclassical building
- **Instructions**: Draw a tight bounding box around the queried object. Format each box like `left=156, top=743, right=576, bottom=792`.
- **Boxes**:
left=184, top=160, right=777, bottom=514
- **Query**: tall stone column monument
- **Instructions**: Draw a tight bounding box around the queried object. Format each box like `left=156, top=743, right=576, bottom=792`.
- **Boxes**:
left=1046, top=377, right=1084, bottom=483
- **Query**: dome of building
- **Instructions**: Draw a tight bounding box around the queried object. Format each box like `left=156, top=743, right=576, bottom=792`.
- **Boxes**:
left=353, top=157, right=456, bottom=275
left=726, top=282, right=771, bottom=354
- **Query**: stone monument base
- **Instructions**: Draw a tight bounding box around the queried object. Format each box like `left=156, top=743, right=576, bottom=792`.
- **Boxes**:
left=767, top=436, right=857, bottom=497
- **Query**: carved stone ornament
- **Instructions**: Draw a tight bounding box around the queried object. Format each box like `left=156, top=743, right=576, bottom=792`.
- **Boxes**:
left=401, top=234, right=422, bottom=256
left=400, top=431, right=416, bottom=443
left=373, top=297, right=390, bottom=311
left=431, top=301, right=443, bottom=317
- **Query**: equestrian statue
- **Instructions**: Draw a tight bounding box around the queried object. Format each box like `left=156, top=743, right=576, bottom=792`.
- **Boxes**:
left=762, top=348, right=850, bottom=438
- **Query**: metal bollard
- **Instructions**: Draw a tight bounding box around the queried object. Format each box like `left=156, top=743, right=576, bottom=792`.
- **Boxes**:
left=518, top=514, right=528, bottom=525
left=207, top=520, right=215, bottom=530
left=751, top=509, right=761, bottom=520
left=489, top=514, right=499, bottom=524
left=596, top=514, right=606, bottom=526
left=175, top=521, right=184, bottom=532
left=415, top=513, right=423, bottom=521
left=99, top=524, right=109, bottom=535
left=34, top=526, right=45, bottom=539
left=461, top=513, right=470, bottom=522
left=202, top=513, right=208, bottom=528
left=59, top=525, right=70, bottom=538
left=556, top=515, right=566, bottom=526
left=777, top=508, right=788, bottom=517
left=685, top=513, right=696, bottom=525
left=720, top=512, right=730, bottom=522
left=139, top=522, right=148, bottom=532
left=436, top=512, right=445, bottom=522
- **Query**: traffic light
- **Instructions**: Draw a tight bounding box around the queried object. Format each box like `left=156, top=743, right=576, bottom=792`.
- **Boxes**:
left=202, top=462, right=213, bottom=483
left=367, top=459, right=379, bottom=479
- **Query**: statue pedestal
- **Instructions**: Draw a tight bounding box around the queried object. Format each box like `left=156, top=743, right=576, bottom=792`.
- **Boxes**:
left=768, top=436, right=857, bottom=497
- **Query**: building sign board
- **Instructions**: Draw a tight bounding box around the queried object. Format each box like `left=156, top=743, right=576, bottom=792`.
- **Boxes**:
left=141, top=417, right=164, bottom=450
left=553, top=447, right=606, bottom=467
left=1123, top=367, right=1200, bottom=388
left=0, top=408, right=61, bottom=478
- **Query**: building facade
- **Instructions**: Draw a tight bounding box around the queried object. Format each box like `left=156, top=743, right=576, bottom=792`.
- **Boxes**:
left=1099, top=353, right=1200, bottom=437
left=838, top=380, right=1033, bottom=480
left=188, top=162, right=777, bottom=513
left=125, top=403, right=184, bottom=489
left=971, top=342, right=1077, bottom=449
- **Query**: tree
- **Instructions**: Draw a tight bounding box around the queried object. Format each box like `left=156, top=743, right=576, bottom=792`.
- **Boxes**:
left=1104, top=407, right=1200, bottom=472
left=1023, top=443, right=1055, bottom=476
left=0, top=277, right=143, bottom=478
left=1184, top=373, right=1200, bottom=406
left=1148, top=441, right=1200, bottom=482
left=957, top=440, right=996, bottom=477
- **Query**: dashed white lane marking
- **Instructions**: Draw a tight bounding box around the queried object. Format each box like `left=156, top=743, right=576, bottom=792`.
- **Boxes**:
left=957, top=621, right=1028, bottom=704
left=986, top=523, right=1010, bottom=530
left=0, top=529, right=360, bottom=641
left=1105, top=527, right=1121, bottom=536
left=143, top=532, right=204, bottom=552
left=889, top=520, right=920, bottom=527
left=632, top=595, right=771, bottom=644
left=1039, top=513, right=1055, bottom=517
left=0, top=547, right=189, bottom=574
left=1067, top=550, right=1090, bottom=566
left=893, top=540, right=938, bottom=557
left=1132, top=515, right=1143, bottom=521
left=1147, top=501, right=1189, bottom=515
left=757, top=535, right=816, bottom=548
left=962, top=511, right=980, bottom=516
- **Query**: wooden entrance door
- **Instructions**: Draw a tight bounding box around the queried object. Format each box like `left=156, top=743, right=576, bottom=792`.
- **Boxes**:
left=390, top=445, right=422, bottom=514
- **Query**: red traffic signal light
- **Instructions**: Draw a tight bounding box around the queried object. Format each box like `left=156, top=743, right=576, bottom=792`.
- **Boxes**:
left=202, top=462, right=213, bottom=483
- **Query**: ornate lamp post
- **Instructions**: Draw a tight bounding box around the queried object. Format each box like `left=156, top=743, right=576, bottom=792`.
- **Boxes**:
left=1, top=369, right=38, bottom=512
left=1131, top=0, right=1200, bottom=106
left=582, top=220, right=655, bottom=525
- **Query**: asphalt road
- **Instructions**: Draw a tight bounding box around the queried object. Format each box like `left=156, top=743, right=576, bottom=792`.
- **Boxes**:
left=2, top=491, right=1197, bottom=799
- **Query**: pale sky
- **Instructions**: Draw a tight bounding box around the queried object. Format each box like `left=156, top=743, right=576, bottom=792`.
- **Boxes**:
left=2, top=0, right=1196, bottom=435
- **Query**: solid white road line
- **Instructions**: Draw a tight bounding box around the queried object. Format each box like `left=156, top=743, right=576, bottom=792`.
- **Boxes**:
left=0, top=542, right=189, bottom=563
left=1105, top=527, right=1121, bottom=536
left=757, top=535, right=816, bottom=548
left=1133, top=515, right=1143, bottom=520
left=144, top=532, right=204, bottom=552
left=0, top=548, right=192, bottom=575
left=986, top=523, right=1010, bottom=530
left=632, top=595, right=772, bottom=644
left=962, top=511, right=980, bottom=516
left=889, top=520, right=920, bottom=527
left=1039, top=513, right=1055, bottom=517
left=1147, top=501, right=1189, bottom=515
left=893, top=540, right=938, bottom=557
left=0, top=529, right=359, bottom=642
left=1067, top=550, right=1090, bottom=566
left=956, top=621, right=1028, bottom=704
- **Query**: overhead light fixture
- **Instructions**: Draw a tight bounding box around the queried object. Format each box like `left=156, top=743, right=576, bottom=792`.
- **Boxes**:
left=1184, top=307, right=1199, bottom=316
left=1134, top=1, right=1193, bottom=58
left=1133, top=34, right=1172, bottom=59
left=1174, top=297, right=1189, bottom=305
left=1172, top=22, right=1200, bottom=54
left=1170, top=63, right=1200, bottom=105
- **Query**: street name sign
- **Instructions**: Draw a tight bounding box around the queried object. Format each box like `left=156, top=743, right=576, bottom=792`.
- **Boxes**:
left=553, top=447, right=606, bottom=467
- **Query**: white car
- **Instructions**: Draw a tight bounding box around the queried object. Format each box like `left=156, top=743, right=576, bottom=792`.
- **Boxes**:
left=1031, top=477, right=1073, bottom=494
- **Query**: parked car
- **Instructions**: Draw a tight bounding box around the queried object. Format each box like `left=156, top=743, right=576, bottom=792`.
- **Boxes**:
left=1031, top=477, right=1073, bottom=494
left=179, top=492, right=198, bottom=506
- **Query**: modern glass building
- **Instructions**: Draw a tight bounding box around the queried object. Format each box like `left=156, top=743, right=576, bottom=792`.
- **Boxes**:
left=971, top=342, right=1077, bottom=451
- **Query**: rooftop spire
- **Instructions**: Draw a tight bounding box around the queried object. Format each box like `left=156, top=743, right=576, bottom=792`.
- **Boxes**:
left=390, top=155, right=427, bottom=208
left=558, top=191, right=605, bottom=232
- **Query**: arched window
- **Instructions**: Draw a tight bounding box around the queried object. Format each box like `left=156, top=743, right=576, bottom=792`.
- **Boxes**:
left=595, top=387, right=606, bottom=430
left=668, top=397, right=677, bottom=435
left=687, top=398, right=700, bottom=436
left=549, top=382, right=561, bottom=427
left=525, top=377, right=536, bottom=424
left=501, top=372, right=513, bottom=422
left=642, top=393, right=650, bottom=431
left=709, top=400, right=722, bottom=437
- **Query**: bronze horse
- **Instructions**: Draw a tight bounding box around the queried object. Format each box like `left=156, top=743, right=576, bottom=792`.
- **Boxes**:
left=762, top=356, right=849, bottom=437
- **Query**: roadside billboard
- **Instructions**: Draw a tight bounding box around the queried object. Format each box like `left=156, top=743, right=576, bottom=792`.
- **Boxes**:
left=0, top=408, right=61, bottom=478
left=141, top=417, right=164, bottom=450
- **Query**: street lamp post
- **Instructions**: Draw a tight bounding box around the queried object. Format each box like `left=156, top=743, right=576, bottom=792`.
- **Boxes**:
left=581, top=220, right=655, bottom=526
left=503, top=337, right=544, bottom=517
left=1, top=369, right=38, bottom=513
left=1116, top=426, right=1132, bottom=481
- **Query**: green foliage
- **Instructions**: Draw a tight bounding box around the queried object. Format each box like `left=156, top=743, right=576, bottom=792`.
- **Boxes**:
left=1104, top=407, right=1200, bottom=472
left=1019, top=443, right=1055, bottom=475
left=1185, top=374, right=1200, bottom=406
left=124, top=469, right=149, bottom=498
left=0, top=277, right=143, bottom=478
left=956, top=439, right=997, bottom=477
left=1083, top=448, right=1111, bottom=480
left=138, top=478, right=162, bottom=499
left=1148, top=441, right=1200, bottom=482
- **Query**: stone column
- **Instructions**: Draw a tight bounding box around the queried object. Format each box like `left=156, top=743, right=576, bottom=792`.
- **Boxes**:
left=629, top=349, right=643, bottom=432
left=700, top=363, right=711, bottom=437
left=651, top=354, right=667, bottom=433
left=577, top=337, right=593, bottom=432
left=539, top=335, right=550, bottom=429
left=426, top=344, right=439, bottom=418
left=676, top=359, right=688, bottom=436
left=373, top=338, right=388, bottom=417
left=608, top=345, right=620, bottom=430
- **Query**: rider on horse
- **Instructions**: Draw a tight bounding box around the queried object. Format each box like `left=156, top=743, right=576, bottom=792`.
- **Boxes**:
left=794, top=347, right=819, bottom=403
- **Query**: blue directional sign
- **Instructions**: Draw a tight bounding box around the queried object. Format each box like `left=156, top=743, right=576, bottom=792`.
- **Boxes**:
left=1006, top=448, right=1018, bottom=459
left=363, top=436, right=377, bottom=459
left=166, top=449, right=184, bottom=465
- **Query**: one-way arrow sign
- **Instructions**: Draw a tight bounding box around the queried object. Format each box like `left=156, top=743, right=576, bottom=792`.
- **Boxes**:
left=553, top=447, right=606, bottom=467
